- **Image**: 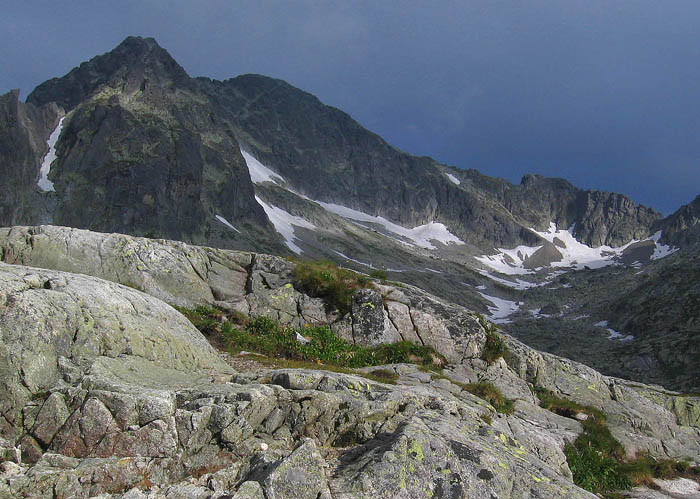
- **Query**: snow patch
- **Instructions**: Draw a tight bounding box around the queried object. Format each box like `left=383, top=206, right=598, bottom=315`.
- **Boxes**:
left=215, top=215, right=240, bottom=233
left=316, top=200, right=464, bottom=249
left=241, top=149, right=286, bottom=185
left=38, top=116, right=65, bottom=192
left=255, top=196, right=315, bottom=255
left=477, top=270, right=540, bottom=289
left=333, top=250, right=376, bottom=269
left=477, top=223, right=678, bottom=275
left=649, top=231, right=679, bottom=260
left=475, top=243, right=543, bottom=275
left=445, top=172, right=461, bottom=185
left=595, top=320, right=634, bottom=341
left=529, top=308, right=554, bottom=319
left=478, top=292, right=520, bottom=324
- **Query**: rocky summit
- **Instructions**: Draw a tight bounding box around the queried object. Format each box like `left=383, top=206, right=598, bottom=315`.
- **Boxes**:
left=0, top=36, right=699, bottom=497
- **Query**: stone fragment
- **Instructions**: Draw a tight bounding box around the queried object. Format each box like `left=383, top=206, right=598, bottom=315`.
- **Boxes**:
left=260, top=439, right=330, bottom=499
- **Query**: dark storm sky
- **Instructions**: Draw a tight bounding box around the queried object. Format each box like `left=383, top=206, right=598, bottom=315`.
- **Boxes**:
left=2, top=1, right=699, bottom=214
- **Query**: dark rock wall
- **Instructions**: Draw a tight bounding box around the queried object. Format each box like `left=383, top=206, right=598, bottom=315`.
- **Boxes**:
left=0, top=89, right=60, bottom=226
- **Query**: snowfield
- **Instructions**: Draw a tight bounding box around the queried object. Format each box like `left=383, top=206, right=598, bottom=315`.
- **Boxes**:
left=594, top=320, right=635, bottom=342
left=649, top=231, right=679, bottom=260
left=476, top=270, right=541, bottom=289
left=215, top=215, right=240, bottom=233
left=37, top=117, right=65, bottom=192
left=241, top=149, right=286, bottom=185
left=477, top=223, right=678, bottom=275
left=478, top=292, right=520, bottom=324
left=445, top=172, right=461, bottom=185
left=316, top=200, right=464, bottom=249
left=254, top=196, right=316, bottom=254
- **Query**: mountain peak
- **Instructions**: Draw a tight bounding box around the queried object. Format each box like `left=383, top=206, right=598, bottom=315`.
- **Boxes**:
left=27, top=36, right=189, bottom=110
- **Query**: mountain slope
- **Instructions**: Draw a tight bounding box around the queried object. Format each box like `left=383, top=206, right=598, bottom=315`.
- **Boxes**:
left=2, top=36, right=696, bottom=392
left=21, top=37, right=278, bottom=251
left=201, top=73, right=662, bottom=249
left=2, top=36, right=662, bottom=255
left=0, top=89, right=60, bottom=225
left=655, top=194, right=700, bottom=247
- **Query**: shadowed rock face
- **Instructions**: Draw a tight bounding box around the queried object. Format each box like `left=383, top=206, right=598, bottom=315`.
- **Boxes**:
left=11, top=37, right=276, bottom=252
left=0, top=90, right=61, bottom=225
left=27, top=36, right=190, bottom=112
left=655, top=194, right=700, bottom=247
left=203, top=75, right=661, bottom=249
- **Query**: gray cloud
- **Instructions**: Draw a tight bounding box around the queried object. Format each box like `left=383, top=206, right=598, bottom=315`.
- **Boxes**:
left=2, top=0, right=699, bottom=213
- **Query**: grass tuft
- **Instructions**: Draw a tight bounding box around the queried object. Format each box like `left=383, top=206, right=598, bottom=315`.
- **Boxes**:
left=369, top=269, right=388, bottom=280
left=533, top=387, right=606, bottom=422
left=293, top=260, right=373, bottom=314
left=459, top=381, right=515, bottom=415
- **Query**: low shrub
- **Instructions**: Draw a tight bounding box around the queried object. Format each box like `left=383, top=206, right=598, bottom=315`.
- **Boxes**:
left=564, top=442, right=631, bottom=493
left=460, top=381, right=515, bottom=415
left=481, top=330, right=508, bottom=364
left=293, top=260, right=373, bottom=314
left=533, top=387, right=606, bottom=422
left=619, top=454, right=700, bottom=487
left=534, top=387, right=700, bottom=494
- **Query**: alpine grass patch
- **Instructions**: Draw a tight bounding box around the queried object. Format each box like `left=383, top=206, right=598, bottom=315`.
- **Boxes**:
left=534, top=387, right=700, bottom=495
left=481, top=329, right=508, bottom=364
left=175, top=306, right=446, bottom=371
left=293, top=260, right=373, bottom=314
left=459, top=381, right=515, bottom=415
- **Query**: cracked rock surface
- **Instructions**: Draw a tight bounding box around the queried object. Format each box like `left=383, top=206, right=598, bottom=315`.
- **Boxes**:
left=0, top=226, right=698, bottom=498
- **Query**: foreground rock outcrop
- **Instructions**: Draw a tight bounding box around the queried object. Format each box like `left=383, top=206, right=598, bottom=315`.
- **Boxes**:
left=0, top=226, right=698, bottom=498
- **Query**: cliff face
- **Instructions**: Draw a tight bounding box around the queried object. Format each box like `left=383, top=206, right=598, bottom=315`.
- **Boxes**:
left=655, top=194, right=700, bottom=247
left=15, top=37, right=276, bottom=252
left=0, top=225, right=697, bottom=498
left=0, top=90, right=61, bottom=225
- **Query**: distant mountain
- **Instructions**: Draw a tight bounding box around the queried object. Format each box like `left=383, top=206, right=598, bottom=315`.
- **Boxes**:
left=1, top=35, right=697, bottom=390
left=5, top=36, right=660, bottom=253
left=654, top=194, right=700, bottom=247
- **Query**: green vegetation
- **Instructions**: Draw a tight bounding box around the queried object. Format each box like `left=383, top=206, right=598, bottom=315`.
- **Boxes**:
left=293, top=260, right=373, bottom=314
left=251, top=357, right=400, bottom=385
left=474, top=313, right=509, bottom=364
left=534, top=387, right=700, bottom=495
left=481, top=330, right=508, bottom=364
left=422, top=368, right=514, bottom=415
left=461, top=381, right=515, bottom=415
left=619, top=453, right=700, bottom=489
left=369, top=269, right=388, bottom=280
left=565, top=437, right=631, bottom=494
left=176, top=305, right=446, bottom=372
left=479, top=412, right=493, bottom=425
left=122, top=281, right=144, bottom=292
left=533, top=387, right=606, bottom=421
